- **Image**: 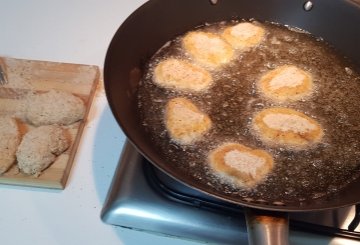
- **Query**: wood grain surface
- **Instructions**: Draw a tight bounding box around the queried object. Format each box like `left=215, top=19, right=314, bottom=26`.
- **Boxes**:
left=0, top=57, right=100, bottom=189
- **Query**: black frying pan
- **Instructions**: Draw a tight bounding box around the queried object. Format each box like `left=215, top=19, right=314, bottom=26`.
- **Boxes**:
left=104, top=0, right=360, bottom=243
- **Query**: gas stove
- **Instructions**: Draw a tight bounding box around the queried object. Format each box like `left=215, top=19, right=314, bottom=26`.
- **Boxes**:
left=101, top=141, right=360, bottom=244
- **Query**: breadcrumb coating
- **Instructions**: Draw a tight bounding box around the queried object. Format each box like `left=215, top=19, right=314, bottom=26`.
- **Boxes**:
left=25, top=90, right=85, bottom=126
left=0, top=116, right=21, bottom=174
left=258, top=65, right=313, bottom=102
left=153, top=58, right=213, bottom=92
left=16, top=125, right=70, bottom=176
left=222, top=22, right=265, bottom=49
left=165, top=97, right=212, bottom=145
left=182, top=31, right=234, bottom=68
left=252, top=107, right=323, bottom=149
left=208, top=142, right=274, bottom=187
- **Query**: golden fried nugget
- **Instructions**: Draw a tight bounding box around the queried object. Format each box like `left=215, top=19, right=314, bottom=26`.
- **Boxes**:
left=253, top=107, right=323, bottom=149
left=258, top=65, right=313, bottom=102
left=222, top=22, right=265, bottom=49
left=153, top=58, right=213, bottom=92
left=182, top=31, right=234, bottom=68
left=165, top=97, right=212, bottom=145
left=208, top=143, right=274, bottom=187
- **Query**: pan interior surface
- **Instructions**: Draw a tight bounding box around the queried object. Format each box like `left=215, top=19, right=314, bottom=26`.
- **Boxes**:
left=137, top=20, right=360, bottom=209
left=104, top=0, right=360, bottom=211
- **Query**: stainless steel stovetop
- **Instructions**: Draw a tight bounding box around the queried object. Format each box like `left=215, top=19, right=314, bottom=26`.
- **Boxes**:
left=101, top=141, right=360, bottom=244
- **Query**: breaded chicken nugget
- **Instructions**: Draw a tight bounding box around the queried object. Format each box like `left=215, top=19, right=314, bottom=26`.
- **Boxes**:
left=221, top=22, right=265, bottom=50
left=16, top=125, right=70, bottom=176
left=208, top=142, right=274, bottom=187
left=165, top=97, right=212, bottom=145
left=25, top=89, right=85, bottom=126
left=153, top=58, right=212, bottom=92
left=182, top=31, right=234, bottom=68
left=253, top=107, right=323, bottom=149
left=258, top=65, right=313, bottom=102
left=0, top=117, right=21, bottom=174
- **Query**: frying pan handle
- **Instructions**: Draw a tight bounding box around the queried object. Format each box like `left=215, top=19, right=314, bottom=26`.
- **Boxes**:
left=245, top=208, right=289, bottom=245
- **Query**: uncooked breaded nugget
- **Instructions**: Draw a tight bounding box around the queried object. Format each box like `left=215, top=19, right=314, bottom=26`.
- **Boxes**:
left=182, top=31, right=234, bottom=68
left=258, top=65, right=313, bottom=102
left=221, top=22, right=265, bottom=50
left=16, top=125, right=70, bottom=176
left=252, top=107, right=323, bottom=149
left=208, top=143, right=274, bottom=187
left=0, top=117, right=21, bottom=174
left=153, top=58, right=213, bottom=92
left=165, top=97, right=212, bottom=145
left=25, top=89, right=85, bottom=126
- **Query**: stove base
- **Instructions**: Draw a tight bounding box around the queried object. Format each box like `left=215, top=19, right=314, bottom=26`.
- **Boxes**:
left=101, top=141, right=360, bottom=244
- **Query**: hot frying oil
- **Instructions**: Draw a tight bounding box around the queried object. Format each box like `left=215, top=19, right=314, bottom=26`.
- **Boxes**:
left=137, top=21, right=360, bottom=204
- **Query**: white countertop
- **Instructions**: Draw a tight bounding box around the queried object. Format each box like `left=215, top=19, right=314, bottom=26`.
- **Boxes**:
left=0, top=1, right=199, bottom=244
left=0, top=1, right=359, bottom=245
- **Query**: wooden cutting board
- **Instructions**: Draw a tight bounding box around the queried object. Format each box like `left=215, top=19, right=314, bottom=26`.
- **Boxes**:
left=0, top=57, right=100, bottom=189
